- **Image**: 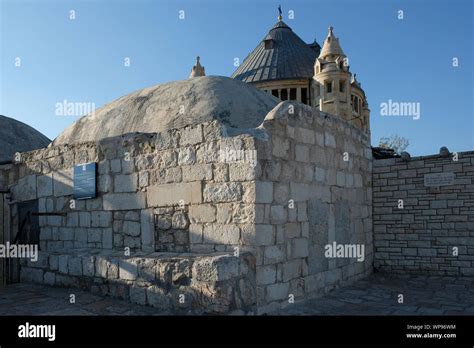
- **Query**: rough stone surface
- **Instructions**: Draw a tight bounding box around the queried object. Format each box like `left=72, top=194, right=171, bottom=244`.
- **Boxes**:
left=373, top=152, right=474, bottom=276
left=53, top=76, right=278, bottom=145
left=204, top=182, right=242, bottom=203
left=4, top=88, right=375, bottom=314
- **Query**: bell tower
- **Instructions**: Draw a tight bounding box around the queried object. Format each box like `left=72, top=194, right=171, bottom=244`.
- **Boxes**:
left=313, top=26, right=352, bottom=121
left=313, top=26, right=370, bottom=132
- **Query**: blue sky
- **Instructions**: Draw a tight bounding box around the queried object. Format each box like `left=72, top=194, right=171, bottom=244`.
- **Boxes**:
left=1, top=0, right=472, bottom=155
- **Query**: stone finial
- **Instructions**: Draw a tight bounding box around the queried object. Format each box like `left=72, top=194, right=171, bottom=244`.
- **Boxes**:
left=400, top=151, right=411, bottom=161
left=319, top=25, right=345, bottom=59
left=189, top=56, right=206, bottom=78
left=439, top=146, right=450, bottom=157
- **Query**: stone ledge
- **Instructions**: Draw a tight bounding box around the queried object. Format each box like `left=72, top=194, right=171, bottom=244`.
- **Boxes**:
left=20, top=249, right=256, bottom=314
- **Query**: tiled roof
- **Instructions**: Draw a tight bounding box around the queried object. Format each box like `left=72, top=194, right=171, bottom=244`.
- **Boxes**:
left=231, top=20, right=319, bottom=83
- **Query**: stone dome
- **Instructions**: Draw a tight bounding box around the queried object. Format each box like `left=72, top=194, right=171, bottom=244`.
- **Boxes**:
left=53, top=76, right=279, bottom=145
left=0, top=115, right=51, bottom=163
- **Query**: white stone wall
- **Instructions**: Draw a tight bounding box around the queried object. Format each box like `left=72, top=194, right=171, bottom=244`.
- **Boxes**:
left=8, top=121, right=260, bottom=313
left=373, top=152, right=474, bottom=276
left=8, top=121, right=261, bottom=255
left=252, top=101, right=373, bottom=313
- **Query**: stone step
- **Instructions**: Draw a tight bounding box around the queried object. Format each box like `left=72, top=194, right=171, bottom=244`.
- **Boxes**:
left=19, top=249, right=256, bottom=314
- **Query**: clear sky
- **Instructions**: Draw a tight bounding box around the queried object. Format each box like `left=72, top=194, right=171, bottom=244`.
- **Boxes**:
left=1, top=0, right=472, bottom=155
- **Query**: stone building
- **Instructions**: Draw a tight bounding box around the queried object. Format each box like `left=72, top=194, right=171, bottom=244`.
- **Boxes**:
left=232, top=16, right=370, bottom=132
left=0, top=75, right=372, bottom=314
left=0, top=115, right=50, bottom=285
left=0, top=12, right=472, bottom=315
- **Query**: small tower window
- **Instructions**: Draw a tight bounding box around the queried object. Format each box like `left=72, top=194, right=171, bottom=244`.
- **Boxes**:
left=339, top=80, right=345, bottom=93
left=353, top=96, right=360, bottom=113
left=326, top=81, right=332, bottom=94
left=281, top=89, right=288, bottom=100
left=272, top=89, right=279, bottom=98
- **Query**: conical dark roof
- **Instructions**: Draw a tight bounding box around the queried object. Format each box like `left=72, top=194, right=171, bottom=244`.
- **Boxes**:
left=232, top=20, right=319, bottom=83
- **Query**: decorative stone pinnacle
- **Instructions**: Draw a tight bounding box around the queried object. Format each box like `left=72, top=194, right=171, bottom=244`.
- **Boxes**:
left=189, top=56, right=205, bottom=78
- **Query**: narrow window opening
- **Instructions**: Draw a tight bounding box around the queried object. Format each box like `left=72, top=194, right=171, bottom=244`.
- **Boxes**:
left=290, top=88, right=297, bottom=100
left=301, top=88, right=308, bottom=104
left=339, top=80, right=345, bottom=93
left=354, top=96, right=360, bottom=113
left=326, top=81, right=332, bottom=94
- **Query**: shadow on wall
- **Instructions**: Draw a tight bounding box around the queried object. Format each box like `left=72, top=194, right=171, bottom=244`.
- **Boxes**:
left=8, top=148, right=258, bottom=314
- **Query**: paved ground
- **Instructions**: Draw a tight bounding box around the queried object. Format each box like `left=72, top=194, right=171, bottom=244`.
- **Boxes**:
left=277, top=273, right=474, bottom=315
left=0, top=274, right=473, bottom=315
left=0, top=283, right=166, bottom=315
